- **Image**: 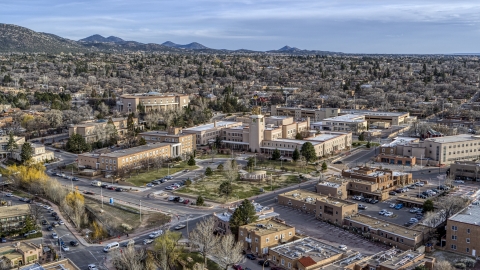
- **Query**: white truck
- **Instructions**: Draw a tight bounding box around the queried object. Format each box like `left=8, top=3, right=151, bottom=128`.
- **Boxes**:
left=91, top=180, right=102, bottom=187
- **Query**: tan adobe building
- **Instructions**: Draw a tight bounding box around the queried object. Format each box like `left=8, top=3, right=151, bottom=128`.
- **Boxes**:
left=68, top=117, right=143, bottom=143
left=342, top=167, right=413, bottom=189
left=269, top=237, right=354, bottom=270
left=139, top=127, right=196, bottom=157
left=315, top=179, right=348, bottom=200
left=446, top=205, right=480, bottom=256
left=182, top=121, right=243, bottom=146
left=77, top=143, right=171, bottom=171
left=345, top=214, right=424, bottom=250
left=0, top=204, right=31, bottom=232
left=117, top=92, right=189, bottom=113
left=0, top=242, right=43, bottom=268
left=213, top=202, right=279, bottom=235
left=239, top=219, right=296, bottom=255
left=311, top=114, right=368, bottom=135
left=0, top=135, right=24, bottom=158
left=13, top=143, right=54, bottom=163
left=277, top=190, right=358, bottom=224
left=449, top=161, right=480, bottom=181
left=271, top=105, right=340, bottom=122
left=339, top=110, right=410, bottom=126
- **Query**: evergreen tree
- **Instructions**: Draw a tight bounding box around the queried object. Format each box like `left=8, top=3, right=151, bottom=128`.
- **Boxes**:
left=300, top=142, right=317, bottom=162
left=187, top=155, right=196, bottom=166
left=358, top=132, right=365, bottom=141
left=321, top=161, right=327, bottom=171
left=229, top=199, right=258, bottom=237
left=6, top=132, right=18, bottom=157
left=66, top=133, right=90, bottom=153
left=295, top=133, right=303, bottom=140
left=219, top=181, right=233, bottom=197
left=138, top=137, right=147, bottom=145
left=366, top=141, right=371, bottom=148
left=20, top=142, right=33, bottom=164
left=196, top=195, right=205, bottom=206
left=271, top=148, right=281, bottom=160
left=205, top=167, right=213, bottom=176
left=292, top=147, right=300, bottom=162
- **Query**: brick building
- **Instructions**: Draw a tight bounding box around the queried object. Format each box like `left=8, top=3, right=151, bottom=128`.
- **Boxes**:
left=446, top=205, right=480, bottom=256
left=238, top=219, right=296, bottom=255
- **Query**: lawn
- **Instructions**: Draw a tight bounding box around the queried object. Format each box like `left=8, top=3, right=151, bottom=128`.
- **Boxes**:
left=255, top=159, right=319, bottom=174
left=126, top=162, right=199, bottom=186
left=176, top=171, right=304, bottom=203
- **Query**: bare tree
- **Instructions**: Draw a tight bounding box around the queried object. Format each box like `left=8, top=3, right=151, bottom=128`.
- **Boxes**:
left=435, top=260, right=453, bottom=270
left=111, top=246, right=155, bottom=270
left=223, top=159, right=239, bottom=184
left=436, top=197, right=470, bottom=223
left=214, top=234, right=244, bottom=270
left=189, top=216, right=220, bottom=267
left=29, top=204, right=44, bottom=227
left=154, top=231, right=183, bottom=270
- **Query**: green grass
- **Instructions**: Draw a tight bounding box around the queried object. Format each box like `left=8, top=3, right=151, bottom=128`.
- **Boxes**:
left=196, top=154, right=233, bottom=160
left=255, top=159, right=318, bottom=173
left=177, top=171, right=304, bottom=203
left=12, top=190, right=33, bottom=198
left=126, top=162, right=199, bottom=186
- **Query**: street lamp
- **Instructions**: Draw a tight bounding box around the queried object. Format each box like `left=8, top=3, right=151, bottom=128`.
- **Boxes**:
left=262, top=259, right=269, bottom=270
left=58, top=233, right=70, bottom=259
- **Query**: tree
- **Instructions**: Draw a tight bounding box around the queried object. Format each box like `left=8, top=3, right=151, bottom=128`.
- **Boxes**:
left=66, top=133, right=90, bottom=153
left=214, top=234, right=244, bottom=270
left=214, top=135, right=222, bottom=149
left=229, top=199, right=258, bottom=236
left=205, top=167, right=213, bottom=176
left=138, top=137, right=147, bottom=145
left=321, top=161, right=327, bottom=171
left=300, top=142, right=317, bottom=162
left=189, top=216, right=220, bottom=267
left=423, top=200, right=434, bottom=212
left=154, top=231, right=183, bottom=270
left=223, top=159, right=238, bottom=185
left=272, top=148, right=281, bottom=160
left=111, top=246, right=155, bottom=270
left=435, top=260, right=453, bottom=270
left=246, top=157, right=254, bottom=169
left=188, top=155, right=196, bottom=166
left=436, top=197, right=470, bottom=223
left=358, top=132, right=365, bottom=141
left=196, top=195, right=205, bottom=206
left=44, top=109, right=63, bottom=128
left=6, top=132, right=17, bottom=157
left=217, top=163, right=224, bottom=171
left=22, top=215, right=36, bottom=234
left=20, top=142, right=33, bottom=164
left=366, top=141, right=371, bottom=148
left=292, top=147, right=300, bottom=162
left=295, top=133, right=303, bottom=140
left=219, top=181, right=233, bottom=197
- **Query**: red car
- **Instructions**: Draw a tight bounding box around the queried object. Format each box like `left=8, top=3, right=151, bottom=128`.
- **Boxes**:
left=108, top=186, right=116, bottom=190
left=233, top=265, right=243, bottom=270
left=183, top=199, right=190, bottom=204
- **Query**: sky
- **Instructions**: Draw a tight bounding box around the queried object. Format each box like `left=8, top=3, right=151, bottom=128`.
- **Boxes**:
left=1, top=0, right=480, bottom=54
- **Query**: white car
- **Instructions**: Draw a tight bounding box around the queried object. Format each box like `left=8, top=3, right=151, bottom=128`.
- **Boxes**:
left=5, top=193, right=12, bottom=197
left=409, top=208, right=420, bottom=213
left=454, top=180, right=465, bottom=184
left=174, top=224, right=186, bottom=230
left=149, top=230, right=163, bottom=239
left=384, top=212, right=393, bottom=217
left=168, top=196, right=175, bottom=201
left=146, top=183, right=154, bottom=187
left=87, top=264, right=98, bottom=270
left=143, top=239, right=154, bottom=245
left=165, top=186, right=174, bottom=190
left=52, top=233, right=58, bottom=239
left=378, top=209, right=387, bottom=215
left=338, top=245, right=347, bottom=251
left=58, top=220, right=64, bottom=225
left=61, top=245, right=69, bottom=251
left=415, top=182, right=424, bottom=187
left=389, top=203, right=396, bottom=208
left=409, top=218, right=419, bottom=223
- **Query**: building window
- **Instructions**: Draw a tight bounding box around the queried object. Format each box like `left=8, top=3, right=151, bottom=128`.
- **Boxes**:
left=266, top=238, right=269, bottom=243
left=255, top=238, right=258, bottom=243
left=467, top=229, right=470, bottom=234
left=467, top=248, right=470, bottom=253
left=240, top=231, right=243, bottom=236
left=451, top=245, right=457, bottom=250
left=452, top=235, right=457, bottom=240
left=273, top=256, right=276, bottom=261
left=466, top=238, right=470, bottom=243
left=275, top=236, right=278, bottom=240
left=288, top=262, right=291, bottom=268
left=281, top=259, right=284, bottom=266
left=452, top=226, right=457, bottom=231
left=289, top=232, right=292, bottom=236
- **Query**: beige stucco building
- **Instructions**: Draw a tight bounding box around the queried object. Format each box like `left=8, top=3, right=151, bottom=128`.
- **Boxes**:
left=446, top=205, right=480, bottom=256
left=139, top=127, right=196, bottom=158
left=0, top=204, right=31, bottom=232
left=271, top=105, right=340, bottom=122
left=68, top=117, right=142, bottom=143
left=0, top=242, right=42, bottom=268
left=239, top=219, right=296, bottom=255
left=117, top=92, right=189, bottom=113
left=13, top=143, right=54, bottom=163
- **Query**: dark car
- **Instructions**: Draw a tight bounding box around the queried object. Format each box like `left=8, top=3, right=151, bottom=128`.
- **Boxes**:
left=72, top=177, right=79, bottom=181
left=115, top=188, right=124, bottom=192
left=85, top=191, right=95, bottom=195
left=70, top=240, right=79, bottom=246
left=101, top=184, right=109, bottom=188
left=183, top=199, right=190, bottom=204
left=246, top=254, right=256, bottom=260
left=42, top=220, right=48, bottom=225
left=55, top=150, right=60, bottom=152
left=333, top=161, right=343, bottom=164
left=271, top=267, right=283, bottom=270
left=173, top=196, right=181, bottom=202
left=47, top=226, right=53, bottom=231
left=258, top=260, right=270, bottom=267
left=0, top=238, right=6, bottom=243
left=232, top=265, right=243, bottom=270
left=55, top=216, right=60, bottom=220
left=52, top=212, right=58, bottom=217
left=364, top=198, right=372, bottom=203
left=108, top=186, right=116, bottom=190
left=389, top=191, right=397, bottom=196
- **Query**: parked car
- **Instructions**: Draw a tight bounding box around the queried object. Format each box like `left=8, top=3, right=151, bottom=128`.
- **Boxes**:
left=47, top=226, right=53, bottom=231
left=246, top=254, right=256, bottom=260
left=5, top=193, right=12, bottom=197
left=52, top=233, right=58, bottom=239
left=358, top=204, right=367, bottom=210
left=232, top=265, right=243, bottom=270
left=108, top=186, right=116, bottom=190
left=70, top=240, right=79, bottom=246
left=389, top=191, right=397, bottom=196
left=151, top=180, right=160, bottom=185
left=333, top=161, right=343, bottom=164
left=417, top=194, right=427, bottom=199
left=101, top=184, right=109, bottom=188
left=72, top=177, right=79, bottom=181
left=146, top=183, right=154, bottom=187
left=454, top=180, right=465, bottom=184
left=258, top=260, right=270, bottom=267
left=183, top=199, right=190, bottom=204
left=415, top=182, right=425, bottom=187
left=394, top=204, right=403, bottom=210
left=58, top=220, right=65, bottom=225
left=338, top=245, right=348, bottom=251
left=384, top=212, right=393, bottom=217
left=174, top=224, right=186, bottom=230
left=409, top=218, right=419, bottom=224
left=389, top=203, right=396, bottom=208
left=149, top=230, right=163, bottom=239
left=165, top=186, right=174, bottom=190
left=61, top=245, right=69, bottom=251
left=178, top=198, right=185, bottom=203
left=143, top=239, right=154, bottom=245
left=168, top=196, right=175, bottom=201
left=87, top=264, right=98, bottom=270
left=371, top=199, right=379, bottom=204
left=364, top=198, right=372, bottom=203
left=115, top=188, right=124, bottom=192
left=0, top=238, right=6, bottom=243
left=379, top=209, right=387, bottom=215
left=84, top=191, right=95, bottom=195
left=410, top=207, right=420, bottom=213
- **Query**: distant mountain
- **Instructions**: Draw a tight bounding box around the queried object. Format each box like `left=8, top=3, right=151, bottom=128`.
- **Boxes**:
left=0, top=23, right=342, bottom=54
left=162, top=41, right=209, bottom=50
left=79, top=34, right=124, bottom=43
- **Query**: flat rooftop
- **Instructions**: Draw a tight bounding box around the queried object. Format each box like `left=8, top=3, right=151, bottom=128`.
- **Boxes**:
left=340, top=109, right=408, bottom=117
left=80, top=143, right=170, bottom=158
left=241, top=219, right=293, bottom=236
left=140, top=131, right=190, bottom=137
left=270, top=237, right=348, bottom=262
left=382, top=137, right=418, bottom=147
left=363, top=249, right=425, bottom=270
left=307, top=133, right=347, bottom=142
left=323, top=114, right=365, bottom=122
left=424, top=134, right=480, bottom=144
left=183, top=121, right=241, bottom=132
left=271, top=138, right=321, bottom=145
left=346, top=214, right=422, bottom=240
left=0, top=204, right=30, bottom=218
left=449, top=204, right=480, bottom=225
left=281, top=189, right=355, bottom=207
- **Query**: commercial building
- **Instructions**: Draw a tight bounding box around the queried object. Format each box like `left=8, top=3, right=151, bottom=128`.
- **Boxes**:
left=376, top=134, right=480, bottom=166
left=310, top=114, right=368, bottom=134
left=0, top=135, right=24, bottom=158
left=339, top=110, right=410, bottom=126
left=139, top=127, right=196, bottom=157
left=449, top=161, right=480, bottom=181
left=340, top=249, right=435, bottom=270
left=269, top=237, right=353, bottom=270
left=13, top=144, right=54, bottom=163
left=238, top=219, right=296, bottom=255
left=375, top=137, right=419, bottom=166
left=0, top=242, right=43, bottom=268
left=344, top=214, right=424, bottom=250
left=445, top=205, right=480, bottom=256
left=117, top=92, right=189, bottom=113
left=77, top=143, right=171, bottom=171
left=277, top=190, right=358, bottom=224
left=182, top=121, right=243, bottom=146
left=213, top=202, right=279, bottom=235
left=0, top=204, right=31, bottom=232
left=68, top=117, right=143, bottom=143
left=271, top=105, right=340, bottom=122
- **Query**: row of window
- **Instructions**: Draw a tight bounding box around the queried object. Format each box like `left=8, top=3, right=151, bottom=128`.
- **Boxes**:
left=451, top=226, right=470, bottom=233
left=448, top=143, right=478, bottom=148
left=451, top=245, right=471, bottom=253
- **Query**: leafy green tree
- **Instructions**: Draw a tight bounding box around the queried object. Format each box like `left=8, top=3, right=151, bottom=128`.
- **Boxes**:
left=366, top=141, right=371, bottom=148
left=154, top=231, right=183, bottom=270
left=292, top=147, right=300, bottom=162
left=246, top=157, right=255, bottom=169
left=196, top=195, right=205, bottom=206
left=205, top=167, right=213, bottom=176
left=271, top=148, right=281, bottom=160
left=138, top=137, right=147, bottom=145
left=20, top=143, right=33, bottom=164
left=127, top=113, right=135, bottom=133
left=358, top=132, right=365, bottom=141
left=230, top=199, right=258, bottom=237
left=6, top=132, right=18, bottom=157
left=300, top=142, right=317, bottom=162
left=22, top=215, right=36, bottom=234
left=217, top=163, right=224, bottom=171
left=423, top=200, right=434, bottom=212
left=321, top=161, right=327, bottom=171
left=219, top=181, right=233, bottom=197
left=187, top=155, right=196, bottom=166
left=66, top=133, right=90, bottom=153
left=295, top=133, right=303, bottom=140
